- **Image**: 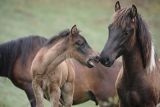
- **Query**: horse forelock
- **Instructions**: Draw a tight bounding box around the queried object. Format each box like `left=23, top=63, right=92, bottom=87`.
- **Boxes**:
left=112, top=8, right=131, bottom=29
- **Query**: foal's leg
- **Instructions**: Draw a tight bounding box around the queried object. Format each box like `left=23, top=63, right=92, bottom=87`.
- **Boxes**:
left=32, top=79, right=44, bottom=107
left=61, top=82, right=74, bottom=107
left=50, top=84, right=61, bottom=107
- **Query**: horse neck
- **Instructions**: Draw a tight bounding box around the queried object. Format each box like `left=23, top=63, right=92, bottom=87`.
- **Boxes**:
left=122, top=45, right=145, bottom=76
left=46, top=38, right=69, bottom=70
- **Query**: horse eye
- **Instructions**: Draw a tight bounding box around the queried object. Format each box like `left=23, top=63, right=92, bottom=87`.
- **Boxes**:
left=80, top=43, right=85, bottom=47
left=123, top=29, right=130, bottom=36
left=78, top=42, right=85, bottom=48
left=76, top=41, right=83, bottom=46
left=124, top=31, right=129, bottom=35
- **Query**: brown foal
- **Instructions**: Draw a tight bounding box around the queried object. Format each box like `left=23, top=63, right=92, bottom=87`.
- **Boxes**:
left=31, top=25, right=99, bottom=107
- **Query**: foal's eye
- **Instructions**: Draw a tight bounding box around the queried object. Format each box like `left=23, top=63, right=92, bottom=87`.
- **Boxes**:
left=77, top=42, right=85, bottom=48
left=76, top=41, right=83, bottom=46
left=80, top=43, right=85, bottom=47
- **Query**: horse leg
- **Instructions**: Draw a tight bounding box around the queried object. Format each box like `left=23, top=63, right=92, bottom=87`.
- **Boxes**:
left=50, top=84, right=61, bottom=107
left=99, top=101, right=110, bottom=107
left=145, top=102, right=156, bottom=107
left=99, top=101, right=118, bottom=107
left=32, top=79, right=44, bottom=107
left=118, top=101, right=126, bottom=107
left=24, top=83, right=36, bottom=107
left=61, top=82, right=74, bottom=107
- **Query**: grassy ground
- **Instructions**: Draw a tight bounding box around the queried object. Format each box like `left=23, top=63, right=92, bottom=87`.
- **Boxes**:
left=0, top=0, right=160, bottom=107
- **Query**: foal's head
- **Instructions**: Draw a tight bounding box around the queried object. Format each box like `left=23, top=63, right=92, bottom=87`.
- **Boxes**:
left=100, top=1, right=152, bottom=68
left=67, top=25, right=99, bottom=68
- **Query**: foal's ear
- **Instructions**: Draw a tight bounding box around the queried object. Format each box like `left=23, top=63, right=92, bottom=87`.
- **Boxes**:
left=130, top=5, right=137, bottom=19
left=71, top=25, right=79, bottom=36
left=115, top=1, right=121, bottom=12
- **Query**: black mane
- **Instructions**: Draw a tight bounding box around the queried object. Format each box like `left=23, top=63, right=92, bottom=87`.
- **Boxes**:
left=0, top=36, right=47, bottom=77
left=45, top=29, right=70, bottom=46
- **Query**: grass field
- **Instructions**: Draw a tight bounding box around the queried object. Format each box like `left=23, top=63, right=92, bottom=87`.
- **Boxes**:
left=0, top=0, right=160, bottom=107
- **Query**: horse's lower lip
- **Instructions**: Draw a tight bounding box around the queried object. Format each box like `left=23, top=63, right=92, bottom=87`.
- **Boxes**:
left=87, top=60, right=95, bottom=68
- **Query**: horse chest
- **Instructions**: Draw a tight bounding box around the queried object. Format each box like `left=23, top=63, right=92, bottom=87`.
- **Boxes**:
left=117, top=77, right=156, bottom=106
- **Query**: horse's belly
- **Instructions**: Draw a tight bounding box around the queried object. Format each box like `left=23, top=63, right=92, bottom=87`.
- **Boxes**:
left=73, top=92, right=90, bottom=105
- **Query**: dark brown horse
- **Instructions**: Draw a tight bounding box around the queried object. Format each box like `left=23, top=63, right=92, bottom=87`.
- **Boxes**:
left=0, top=36, right=46, bottom=107
left=0, top=35, right=121, bottom=107
left=100, top=1, right=160, bottom=107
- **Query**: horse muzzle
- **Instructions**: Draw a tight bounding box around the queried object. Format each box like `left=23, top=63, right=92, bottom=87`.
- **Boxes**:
left=100, top=56, right=114, bottom=67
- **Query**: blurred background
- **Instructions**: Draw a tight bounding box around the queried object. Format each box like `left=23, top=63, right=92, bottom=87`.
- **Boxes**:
left=0, top=0, right=160, bottom=107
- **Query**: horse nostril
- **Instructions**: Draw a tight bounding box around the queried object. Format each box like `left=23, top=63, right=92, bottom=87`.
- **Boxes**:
left=105, top=57, right=110, bottom=63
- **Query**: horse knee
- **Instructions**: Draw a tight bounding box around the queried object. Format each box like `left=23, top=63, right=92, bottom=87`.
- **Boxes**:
left=61, top=94, right=73, bottom=107
left=63, top=82, right=74, bottom=93
left=61, top=83, right=74, bottom=106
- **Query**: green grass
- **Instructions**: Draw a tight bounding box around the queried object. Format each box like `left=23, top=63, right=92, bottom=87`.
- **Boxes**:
left=0, top=0, right=160, bottom=107
left=0, top=0, right=114, bottom=51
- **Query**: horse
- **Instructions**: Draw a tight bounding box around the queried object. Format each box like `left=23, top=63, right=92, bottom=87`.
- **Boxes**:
left=31, top=25, right=99, bottom=107
left=99, top=1, right=160, bottom=107
left=0, top=35, right=47, bottom=107
left=72, top=59, right=121, bottom=107
left=0, top=30, right=121, bottom=107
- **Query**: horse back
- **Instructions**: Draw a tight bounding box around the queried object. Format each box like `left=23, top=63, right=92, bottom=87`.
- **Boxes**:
left=11, top=36, right=46, bottom=83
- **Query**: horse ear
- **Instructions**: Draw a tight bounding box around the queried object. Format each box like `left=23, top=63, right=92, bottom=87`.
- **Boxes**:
left=115, top=1, right=121, bottom=12
left=71, top=25, right=79, bottom=36
left=130, top=5, right=137, bottom=19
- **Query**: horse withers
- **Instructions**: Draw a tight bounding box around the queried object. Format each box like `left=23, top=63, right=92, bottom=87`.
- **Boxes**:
left=31, top=25, right=99, bottom=107
left=99, top=1, right=160, bottom=107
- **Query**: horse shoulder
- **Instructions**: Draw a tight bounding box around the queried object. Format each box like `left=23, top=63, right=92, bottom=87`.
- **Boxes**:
left=65, top=60, right=75, bottom=83
left=57, top=61, right=69, bottom=86
left=145, top=70, right=160, bottom=101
